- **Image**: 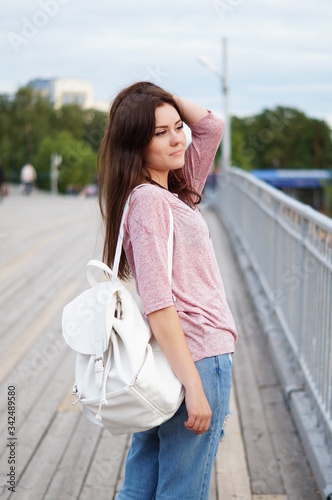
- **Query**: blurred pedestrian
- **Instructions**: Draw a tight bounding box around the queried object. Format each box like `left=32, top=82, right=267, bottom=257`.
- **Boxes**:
left=20, top=163, right=37, bottom=195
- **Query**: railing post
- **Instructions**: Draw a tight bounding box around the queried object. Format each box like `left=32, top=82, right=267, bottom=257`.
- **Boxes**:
left=297, top=213, right=308, bottom=357
left=272, top=197, right=279, bottom=293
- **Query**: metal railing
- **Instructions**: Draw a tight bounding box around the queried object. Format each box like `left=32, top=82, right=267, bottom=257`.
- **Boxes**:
left=214, top=167, right=332, bottom=439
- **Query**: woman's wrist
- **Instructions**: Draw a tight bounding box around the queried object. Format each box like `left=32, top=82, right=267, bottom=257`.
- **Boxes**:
left=182, top=370, right=203, bottom=392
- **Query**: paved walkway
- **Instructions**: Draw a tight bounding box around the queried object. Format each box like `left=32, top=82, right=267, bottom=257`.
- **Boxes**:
left=0, top=193, right=320, bottom=499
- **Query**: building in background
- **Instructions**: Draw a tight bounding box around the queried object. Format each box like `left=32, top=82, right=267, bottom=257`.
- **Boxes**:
left=251, top=169, right=331, bottom=213
left=27, top=78, right=108, bottom=111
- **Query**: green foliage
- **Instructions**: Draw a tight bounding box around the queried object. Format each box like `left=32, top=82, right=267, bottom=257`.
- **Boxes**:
left=54, top=105, right=85, bottom=141
left=83, top=109, right=108, bottom=152
left=2, top=87, right=332, bottom=193
left=0, top=88, right=55, bottom=180
left=230, top=106, right=332, bottom=170
left=0, top=86, right=107, bottom=191
left=33, top=131, right=97, bottom=193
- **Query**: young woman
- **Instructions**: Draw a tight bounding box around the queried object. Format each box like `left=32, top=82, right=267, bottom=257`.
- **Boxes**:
left=98, top=81, right=237, bottom=499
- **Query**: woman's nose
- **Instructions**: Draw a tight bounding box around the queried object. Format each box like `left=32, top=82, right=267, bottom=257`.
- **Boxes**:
left=170, top=130, right=180, bottom=145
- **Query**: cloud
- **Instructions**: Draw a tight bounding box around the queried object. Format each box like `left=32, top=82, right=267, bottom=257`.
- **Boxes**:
left=0, top=0, right=331, bottom=124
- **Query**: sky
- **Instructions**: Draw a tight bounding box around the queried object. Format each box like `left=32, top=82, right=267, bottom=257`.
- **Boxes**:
left=1, top=0, right=332, bottom=126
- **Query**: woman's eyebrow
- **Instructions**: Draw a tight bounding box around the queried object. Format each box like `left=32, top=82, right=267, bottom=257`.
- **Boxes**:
left=155, top=119, right=182, bottom=129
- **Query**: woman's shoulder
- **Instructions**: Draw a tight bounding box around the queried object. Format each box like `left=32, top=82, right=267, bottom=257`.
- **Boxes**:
left=130, top=184, right=173, bottom=209
left=131, top=183, right=162, bottom=198
left=126, top=184, right=172, bottom=238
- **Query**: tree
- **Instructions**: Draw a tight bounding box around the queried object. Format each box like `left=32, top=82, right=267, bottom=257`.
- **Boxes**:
left=53, top=104, right=85, bottom=142
left=33, top=131, right=97, bottom=193
left=229, top=116, right=254, bottom=170
left=83, top=109, right=108, bottom=152
left=231, top=106, right=332, bottom=170
left=1, top=87, right=55, bottom=180
left=0, top=86, right=106, bottom=189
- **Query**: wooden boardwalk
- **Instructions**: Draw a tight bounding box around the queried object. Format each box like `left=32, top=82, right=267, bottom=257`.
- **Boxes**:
left=0, top=193, right=320, bottom=499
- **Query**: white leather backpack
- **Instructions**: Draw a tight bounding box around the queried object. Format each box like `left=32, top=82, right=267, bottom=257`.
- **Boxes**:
left=62, top=188, right=184, bottom=435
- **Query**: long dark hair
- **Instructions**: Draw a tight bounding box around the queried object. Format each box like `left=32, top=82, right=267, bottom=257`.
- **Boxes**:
left=98, top=81, right=200, bottom=280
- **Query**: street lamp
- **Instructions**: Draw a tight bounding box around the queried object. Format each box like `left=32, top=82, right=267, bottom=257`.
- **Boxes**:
left=199, top=37, right=231, bottom=170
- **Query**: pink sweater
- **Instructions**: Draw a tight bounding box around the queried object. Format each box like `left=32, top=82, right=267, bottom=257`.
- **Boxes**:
left=123, top=112, right=237, bottom=362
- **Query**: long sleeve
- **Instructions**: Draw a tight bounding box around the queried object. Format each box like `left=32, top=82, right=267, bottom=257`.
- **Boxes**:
left=184, top=112, right=224, bottom=194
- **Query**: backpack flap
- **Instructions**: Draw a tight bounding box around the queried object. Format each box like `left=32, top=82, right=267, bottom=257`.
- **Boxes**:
left=62, top=281, right=118, bottom=355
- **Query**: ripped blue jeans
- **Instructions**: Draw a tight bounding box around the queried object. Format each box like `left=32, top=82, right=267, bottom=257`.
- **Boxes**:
left=117, top=353, right=233, bottom=500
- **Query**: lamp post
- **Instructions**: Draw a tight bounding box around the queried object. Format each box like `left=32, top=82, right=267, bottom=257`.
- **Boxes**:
left=50, top=153, right=62, bottom=194
left=199, top=37, right=231, bottom=170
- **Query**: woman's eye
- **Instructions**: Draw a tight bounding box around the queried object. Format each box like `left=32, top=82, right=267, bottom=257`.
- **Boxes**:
left=177, top=124, right=184, bottom=131
left=155, top=130, right=166, bottom=137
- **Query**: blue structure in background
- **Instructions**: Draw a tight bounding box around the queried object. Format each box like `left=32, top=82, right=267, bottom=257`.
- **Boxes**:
left=250, top=170, right=332, bottom=211
left=251, top=169, right=331, bottom=188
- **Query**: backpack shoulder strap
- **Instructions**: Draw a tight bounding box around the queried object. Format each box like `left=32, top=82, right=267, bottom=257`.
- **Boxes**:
left=86, top=185, right=174, bottom=287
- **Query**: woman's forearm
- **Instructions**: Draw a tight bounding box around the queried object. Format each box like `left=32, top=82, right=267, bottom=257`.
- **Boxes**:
left=147, top=305, right=212, bottom=434
left=148, top=306, right=201, bottom=389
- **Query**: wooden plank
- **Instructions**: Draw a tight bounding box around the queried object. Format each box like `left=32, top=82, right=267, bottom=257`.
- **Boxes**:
left=81, top=431, right=130, bottom=499
left=0, top=221, right=99, bottom=352
left=0, top=225, right=96, bottom=337
left=0, top=228, right=66, bottom=283
left=0, top=279, right=81, bottom=385
left=0, top=196, right=97, bottom=272
left=13, top=411, right=81, bottom=498
left=0, top=324, right=76, bottom=435
left=209, top=462, right=217, bottom=500
left=0, top=350, right=75, bottom=483
left=0, top=284, right=82, bottom=429
left=216, top=387, right=252, bottom=499
left=261, top=387, right=321, bottom=500
left=43, top=413, right=102, bottom=499
left=252, top=496, right=287, bottom=500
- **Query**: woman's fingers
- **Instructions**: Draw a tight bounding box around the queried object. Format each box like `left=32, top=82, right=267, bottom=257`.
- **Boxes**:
left=184, top=416, right=211, bottom=434
left=184, top=395, right=212, bottom=434
left=184, top=419, right=208, bottom=434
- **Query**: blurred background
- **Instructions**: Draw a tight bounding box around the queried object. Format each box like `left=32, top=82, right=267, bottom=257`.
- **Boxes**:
left=0, top=0, right=332, bottom=213
left=1, top=2, right=332, bottom=498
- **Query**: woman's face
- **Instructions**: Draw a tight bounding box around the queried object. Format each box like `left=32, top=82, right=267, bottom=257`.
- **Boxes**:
left=143, top=103, right=186, bottom=188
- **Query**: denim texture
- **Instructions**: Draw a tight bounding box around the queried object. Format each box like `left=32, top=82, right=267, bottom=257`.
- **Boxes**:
left=117, top=353, right=233, bottom=500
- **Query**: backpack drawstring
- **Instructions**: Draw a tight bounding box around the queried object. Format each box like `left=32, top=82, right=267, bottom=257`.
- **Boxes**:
left=95, top=344, right=112, bottom=421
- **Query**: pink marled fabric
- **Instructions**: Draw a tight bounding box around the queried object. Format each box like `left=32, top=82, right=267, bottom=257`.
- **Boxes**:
left=123, top=112, right=237, bottom=362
